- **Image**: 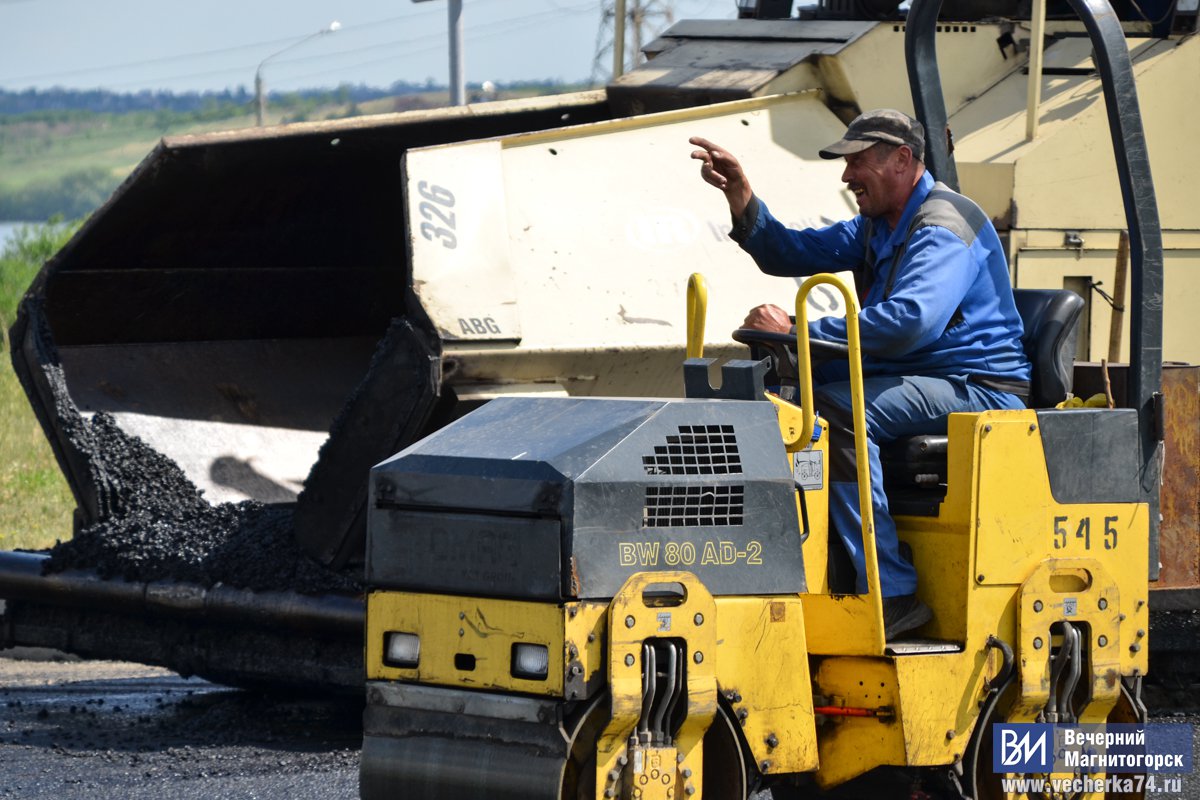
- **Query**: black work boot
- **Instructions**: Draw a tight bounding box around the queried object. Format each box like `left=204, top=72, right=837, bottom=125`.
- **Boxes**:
left=883, top=594, right=933, bottom=641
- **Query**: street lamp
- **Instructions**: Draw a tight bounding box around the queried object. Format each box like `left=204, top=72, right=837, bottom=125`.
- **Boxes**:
left=255, top=20, right=341, bottom=127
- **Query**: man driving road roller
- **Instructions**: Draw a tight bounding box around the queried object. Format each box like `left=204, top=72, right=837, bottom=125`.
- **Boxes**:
left=690, top=109, right=1032, bottom=640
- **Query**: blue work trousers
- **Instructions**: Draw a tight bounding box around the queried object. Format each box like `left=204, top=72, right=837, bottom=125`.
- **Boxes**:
left=813, top=371, right=1025, bottom=597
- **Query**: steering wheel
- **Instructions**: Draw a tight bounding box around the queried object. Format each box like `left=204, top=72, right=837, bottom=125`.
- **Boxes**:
left=731, top=328, right=849, bottom=358
left=730, top=327, right=849, bottom=392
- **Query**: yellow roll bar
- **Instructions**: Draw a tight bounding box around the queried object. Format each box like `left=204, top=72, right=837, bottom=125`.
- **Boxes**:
left=686, top=273, right=708, bottom=359
left=794, top=274, right=884, bottom=611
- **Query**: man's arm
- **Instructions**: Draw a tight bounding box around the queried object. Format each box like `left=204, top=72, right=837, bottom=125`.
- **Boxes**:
left=810, top=226, right=978, bottom=356
left=690, top=136, right=866, bottom=277
left=734, top=197, right=865, bottom=278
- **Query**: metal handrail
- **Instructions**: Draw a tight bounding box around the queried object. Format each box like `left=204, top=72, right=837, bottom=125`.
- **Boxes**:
left=686, top=272, right=708, bottom=359
left=793, top=274, right=884, bottom=609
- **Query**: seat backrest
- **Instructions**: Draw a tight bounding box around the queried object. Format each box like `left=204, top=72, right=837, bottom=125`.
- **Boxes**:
left=1012, top=288, right=1085, bottom=408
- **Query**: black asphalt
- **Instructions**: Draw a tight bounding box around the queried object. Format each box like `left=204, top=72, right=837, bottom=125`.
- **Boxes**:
left=1, top=651, right=1196, bottom=799
left=0, top=653, right=359, bottom=799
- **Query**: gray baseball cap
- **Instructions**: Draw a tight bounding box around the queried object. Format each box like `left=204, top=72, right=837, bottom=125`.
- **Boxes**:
left=819, top=109, right=925, bottom=161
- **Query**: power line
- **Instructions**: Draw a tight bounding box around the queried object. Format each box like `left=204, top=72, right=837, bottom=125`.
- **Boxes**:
left=1, top=1, right=505, bottom=85
left=592, top=1, right=676, bottom=83
left=89, top=4, right=596, bottom=92
left=32, top=20, right=455, bottom=91
left=273, top=3, right=596, bottom=71
left=4, top=34, right=319, bottom=84
left=94, top=34, right=445, bottom=91
left=1, top=0, right=593, bottom=92
left=279, top=6, right=599, bottom=87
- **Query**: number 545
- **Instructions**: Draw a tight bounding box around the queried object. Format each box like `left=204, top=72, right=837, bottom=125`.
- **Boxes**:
left=1053, top=515, right=1119, bottom=550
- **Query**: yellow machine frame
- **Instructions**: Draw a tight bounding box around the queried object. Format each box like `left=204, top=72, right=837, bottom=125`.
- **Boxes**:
left=365, top=272, right=1150, bottom=799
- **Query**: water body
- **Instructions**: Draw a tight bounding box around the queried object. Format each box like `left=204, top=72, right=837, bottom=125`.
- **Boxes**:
left=0, top=221, right=35, bottom=253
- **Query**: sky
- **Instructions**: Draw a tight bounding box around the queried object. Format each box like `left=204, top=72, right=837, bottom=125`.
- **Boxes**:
left=0, top=0, right=738, bottom=94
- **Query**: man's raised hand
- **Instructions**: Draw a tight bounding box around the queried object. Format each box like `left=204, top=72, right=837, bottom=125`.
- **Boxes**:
left=689, top=136, right=753, bottom=218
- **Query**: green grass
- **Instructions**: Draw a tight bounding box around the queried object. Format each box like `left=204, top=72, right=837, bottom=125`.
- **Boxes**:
left=0, top=86, right=589, bottom=220
left=0, top=113, right=236, bottom=190
left=0, top=222, right=77, bottom=551
left=0, top=110, right=267, bottom=219
left=0, top=101, right=357, bottom=219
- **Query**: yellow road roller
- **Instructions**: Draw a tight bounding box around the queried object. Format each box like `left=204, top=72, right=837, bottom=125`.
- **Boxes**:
left=359, top=0, right=1163, bottom=795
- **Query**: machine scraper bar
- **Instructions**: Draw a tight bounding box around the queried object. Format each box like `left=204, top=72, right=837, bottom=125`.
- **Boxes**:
left=0, top=551, right=363, bottom=637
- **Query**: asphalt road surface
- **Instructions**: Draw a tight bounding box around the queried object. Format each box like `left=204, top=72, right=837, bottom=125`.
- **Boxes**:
left=2, top=649, right=1197, bottom=799
left=0, top=649, right=359, bottom=799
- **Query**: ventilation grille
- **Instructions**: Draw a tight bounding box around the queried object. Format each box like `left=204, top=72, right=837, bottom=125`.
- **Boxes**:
left=642, top=424, right=742, bottom=476
left=643, top=485, right=744, bottom=528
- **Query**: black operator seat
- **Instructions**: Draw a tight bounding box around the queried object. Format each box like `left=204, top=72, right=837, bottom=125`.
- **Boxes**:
left=882, top=288, right=1085, bottom=512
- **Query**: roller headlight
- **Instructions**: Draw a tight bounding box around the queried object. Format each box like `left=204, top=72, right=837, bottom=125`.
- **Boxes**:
left=511, top=643, right=549, bottom=681
left=384, top=632, right=420, bottom=668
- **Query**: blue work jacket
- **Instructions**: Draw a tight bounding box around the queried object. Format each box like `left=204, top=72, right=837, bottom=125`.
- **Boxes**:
left=732, top=171, right=1031, bottom=382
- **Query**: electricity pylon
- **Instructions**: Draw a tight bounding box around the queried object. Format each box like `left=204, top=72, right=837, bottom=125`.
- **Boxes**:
left=592, top=0, right=676, bottom=84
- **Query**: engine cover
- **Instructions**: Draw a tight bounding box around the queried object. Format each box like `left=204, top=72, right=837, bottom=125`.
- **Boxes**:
left=368, top=396, right=806, bottom=600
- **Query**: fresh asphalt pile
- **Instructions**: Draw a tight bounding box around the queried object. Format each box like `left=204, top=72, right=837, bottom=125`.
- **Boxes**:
left=23, top=309, right=361, bottom=595
left=43, top=412, right=360, bottom=594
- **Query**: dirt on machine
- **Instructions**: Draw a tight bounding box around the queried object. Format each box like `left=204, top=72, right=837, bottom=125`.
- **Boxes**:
left=1, top=0, right=1198, bottom=698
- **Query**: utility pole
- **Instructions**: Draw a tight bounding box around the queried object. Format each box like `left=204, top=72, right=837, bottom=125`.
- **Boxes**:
left=593, top=0, right=675, bottom=82
left=414, top=0, right=466, bottom=106
left=447, top=0, right=466, bottom=106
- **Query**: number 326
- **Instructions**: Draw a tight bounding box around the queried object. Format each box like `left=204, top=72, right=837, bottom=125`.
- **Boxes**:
left=416, top=181, right=457, bottom=249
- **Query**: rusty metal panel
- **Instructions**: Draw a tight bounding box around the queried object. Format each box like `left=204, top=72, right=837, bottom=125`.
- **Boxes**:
left=1158, top=365, right=1200, bottom=590
left=1073, top=362, right=1200, bottom=590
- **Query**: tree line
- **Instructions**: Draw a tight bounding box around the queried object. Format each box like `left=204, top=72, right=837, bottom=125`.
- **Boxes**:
left=0, top=79, right=570, bottom=117
left=0, top=84, right=409, bottom=116
left=0, top=80, right=577, bottom=222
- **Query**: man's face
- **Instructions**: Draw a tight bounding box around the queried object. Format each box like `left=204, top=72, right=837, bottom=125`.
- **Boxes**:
left=840, top=143, right=904, bottom=220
